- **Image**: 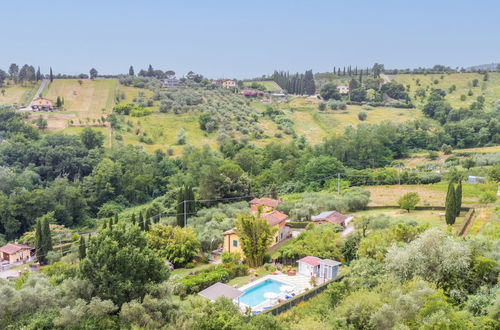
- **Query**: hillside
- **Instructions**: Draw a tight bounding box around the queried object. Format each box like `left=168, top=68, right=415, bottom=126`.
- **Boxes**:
left=390, top=72, right=500, bottom=108
left=0, top=80, right=40, bottom=107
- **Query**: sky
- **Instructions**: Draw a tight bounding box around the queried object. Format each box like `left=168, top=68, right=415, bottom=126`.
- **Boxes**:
left=2, top=0, right=500, bottom=79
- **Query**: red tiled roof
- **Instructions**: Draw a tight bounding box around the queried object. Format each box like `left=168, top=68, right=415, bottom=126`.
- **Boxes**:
left=312, top=211, right=349, bottom=225
left=249, top=198, right=280, bottom=208
left=222, top=229, right=235, bottom=236
left=297, top=256, right=322, bottom=267
left=0, top=243, right=32, bottom=255
left=261, top=211, right=288, bottom=226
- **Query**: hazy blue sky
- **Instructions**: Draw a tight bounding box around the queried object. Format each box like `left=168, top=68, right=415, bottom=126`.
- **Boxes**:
left=2, top=0, right=499, bottom=78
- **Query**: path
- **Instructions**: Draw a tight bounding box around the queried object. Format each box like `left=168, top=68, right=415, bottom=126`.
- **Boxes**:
left=19, top=79, right=49, bottom=111
left=380, top=73, right=391, bottom=85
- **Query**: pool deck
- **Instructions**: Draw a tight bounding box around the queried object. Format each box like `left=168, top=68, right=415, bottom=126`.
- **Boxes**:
left=236, top=273, right=313, bottom=312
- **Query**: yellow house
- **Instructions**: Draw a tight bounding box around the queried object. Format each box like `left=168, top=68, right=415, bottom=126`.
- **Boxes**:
left=221, top=211, right=289, bottom=258
left=0, top=243, right=32, bottom=264
left=222, top=79, right=236, bottom=89
left=222, top=229, right=243, bottom=256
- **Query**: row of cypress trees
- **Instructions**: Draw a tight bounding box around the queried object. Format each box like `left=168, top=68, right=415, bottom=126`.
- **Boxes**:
left=445, top=180, right=462, bottom=225
left=271, top=70, right=316, bottom=95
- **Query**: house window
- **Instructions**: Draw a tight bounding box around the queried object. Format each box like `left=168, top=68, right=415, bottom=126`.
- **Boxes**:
left=232, top=240, right=238, bottom=247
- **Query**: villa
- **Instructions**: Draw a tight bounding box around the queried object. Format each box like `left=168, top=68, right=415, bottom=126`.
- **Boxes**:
left=31, top=97, right=53, bottom=111
left=337, top=85, right=349, bottom=94
left=0, top=243, right=33, bottom=264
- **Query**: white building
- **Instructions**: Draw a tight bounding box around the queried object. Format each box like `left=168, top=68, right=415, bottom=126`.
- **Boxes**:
left=297, top=256, right=341, bottom=280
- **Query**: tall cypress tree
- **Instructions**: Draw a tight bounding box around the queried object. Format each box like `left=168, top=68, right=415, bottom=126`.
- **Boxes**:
left=109, top=218, right=113, bottom=231
left=445, top=182, right=457, bottom=225
left=114, top=213, right=119, bottom=224
left=131, top=213, right=136, bottom=225
left=79, top=236, right=86, bottom=260
left=145, top=218, right=151, bottom=231
left=139, top=213, right=144, bottom=231
left=176, top=186, right=185, bottom=227
left=455, top=181, right=462, bottom=216
left=35, top=219, right=45, bottom=264
left=49, top=67, right=53, bottom=82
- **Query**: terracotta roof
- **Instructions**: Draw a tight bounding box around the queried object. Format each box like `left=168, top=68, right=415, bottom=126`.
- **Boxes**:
left=297, top=256, right=322, bottom=267
left=261, top=211, right=288, bottom=226
left=311, top=211, right=349, bottom=225
left=249, top=197, right=281, bottom=208
left=0, top=243, right=32, bottom=255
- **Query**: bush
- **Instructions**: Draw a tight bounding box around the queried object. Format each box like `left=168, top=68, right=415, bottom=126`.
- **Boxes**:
left=185, top=262, right=195, bottom=269
left=358, top=112, right=367, bottom=121
left=177, top=265, right=230, bottom=294
left=318, top=101, right=327, bottom=111
left=361, top=104, right=374, bottom=111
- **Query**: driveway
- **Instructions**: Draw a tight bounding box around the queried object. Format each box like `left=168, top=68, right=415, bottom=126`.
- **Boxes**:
left=19, top=79, right=49, bottom=111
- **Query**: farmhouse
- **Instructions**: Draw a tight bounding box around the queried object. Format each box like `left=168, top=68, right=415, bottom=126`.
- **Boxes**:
left=311, top=211, right=352, bottom=228
left=216, top=78, right=237, bottom=89
left=0, top=243, right=33, bottom=264
left=162, top=77, right=180, bottom=89
left=297, top=256, right=341, bottom=280
left=336, top=85, right=349, bottom=94
left=31, top=97, right=53, bottom=111
left=249, top=197, right=281, bottom=213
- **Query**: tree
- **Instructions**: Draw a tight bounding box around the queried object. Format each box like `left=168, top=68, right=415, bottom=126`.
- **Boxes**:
left=372, top=63, right=385, bottom=77
left=176, top=185, right=195, bottom=228
left=9, top=63, right=19, bottom=80
left=175, top=128, right=186, bottom=145
left=89, top=68, right=98, bottom=79
left=455, top=181, right=462, bottom=216
left=488, top=164, right=500, bottom=182
left=398, top=192, right=420, bottom=213
left=358, top=111, right=367, bottom=121
left=147, top=65, right=154, bottom=77
left=35, top=212, right=54, bottom=265
left=462, top=157, right=475, bottom=170
left=320, top=83, right=341, bottom=100
left=139, top=213, right=144, bottom=231
left=303, top=69, right=316, bottom=95
left=80, top=128, right=104, bottom=149
left=131, top=213, right=136, bottom=225
left=445, top=182, right=457, bottom=225
left=36, top=66, right=41, bottom=81
left=479, top=191, right=497, bottom=205
left=50, top=67, right=53, bottom=82
left=79, top=225, right=168, bottom=306
left=234, top=213, right=276, bottom=267
left=35, top=115, right=47, bottom=130
left=0, top=70, right=6, bottom=87
left=128, top=66, right=134, bottom=76
left=79, top=236, right=86, bottom=259
left=147, top=224, right=200, bottom=267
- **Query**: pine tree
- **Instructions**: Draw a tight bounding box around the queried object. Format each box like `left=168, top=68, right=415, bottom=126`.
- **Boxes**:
left=139, top=213, right=144, bottom=230
left=445, top=182, right=457, bottom=225
left=114, top=213, right=119, bottom=224
left=131, top=213, right=136, bottom=225
left=79, top=236, right=86, bottom=259
left=455, top=181, right=462, bottom=216
left=129, top=66, right=134, bottom=76
left=147, top=64, right=154, bottom=77
left=50, top=67, right=53, bottom=82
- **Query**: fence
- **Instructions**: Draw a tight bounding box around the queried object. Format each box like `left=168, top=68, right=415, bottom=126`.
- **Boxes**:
left=262, top=275, right=345, bottom=316
left=458, top=208, right=476, bottom=236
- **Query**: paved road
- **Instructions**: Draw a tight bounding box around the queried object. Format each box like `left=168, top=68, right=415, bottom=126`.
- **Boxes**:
left=19, top=79, right=48, bottom=111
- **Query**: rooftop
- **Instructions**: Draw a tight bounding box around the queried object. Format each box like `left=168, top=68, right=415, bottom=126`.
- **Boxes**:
left=261, top=210, right=288, bottom=226
left=297, top=256, right=322, bottom=267
left=0, top=243, right=33, bottom=255
left=198, top=282, right=244, bottom=301
left=250, top=197, right=281, bottom=208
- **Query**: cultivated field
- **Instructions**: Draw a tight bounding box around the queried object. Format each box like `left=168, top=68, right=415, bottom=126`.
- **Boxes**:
left=390, top=72, right=500, bottom=109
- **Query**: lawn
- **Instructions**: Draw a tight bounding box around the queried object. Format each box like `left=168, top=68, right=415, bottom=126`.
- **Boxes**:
left=170, top=263, right=213, bottom=279
left=0, top=81, right=40, bottom=106
left=390, top=72, right=500, bottom=109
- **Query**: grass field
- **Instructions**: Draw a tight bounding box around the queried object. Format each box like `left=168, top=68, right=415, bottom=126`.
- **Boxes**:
left=0, top=81, right=40, bottom=106
left=353, top=208, right=465, bottom=232
left=365, top=181, right=497, bottom=207
left=390, top=72, right=500, bottom=109
left=243, top=80, right=283, bottom=92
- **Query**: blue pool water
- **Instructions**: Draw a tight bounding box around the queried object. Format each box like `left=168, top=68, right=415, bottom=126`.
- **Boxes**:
left=239, top=279, right=287, bottom=307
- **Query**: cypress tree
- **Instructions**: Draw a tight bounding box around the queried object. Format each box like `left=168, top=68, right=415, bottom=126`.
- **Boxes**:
left=145, top=218, right=151, bottom=231
left=35, top=219, right=45, bottom=265
left=114, top=213, right=119, bottom=224
left=445, top=182, right=457, bottom=225
left=139, top=213, right=144, bottom=231
left=359, top=70, right=363, bottom=84
left=176, top=186, right=185, bottom=227
left=49, top=67, right=53, bottom=82
left=79, top=236, right=86, bottom=260
left=131, top=213, right=136, bottom=225
left=455, top=181, right=462, bottom=216
left=42, top=217, right=52, bottom=252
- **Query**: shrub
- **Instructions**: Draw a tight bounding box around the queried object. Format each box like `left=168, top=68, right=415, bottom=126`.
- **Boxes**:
left=318, top=101, right=327, bottom=111
left=177, top=265, right=230, bottom=294
left=358, top=112, right=367, bottom=121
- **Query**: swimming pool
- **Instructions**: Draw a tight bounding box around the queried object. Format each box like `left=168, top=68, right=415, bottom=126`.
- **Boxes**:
left=239, top=279, right=288, bottom=307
